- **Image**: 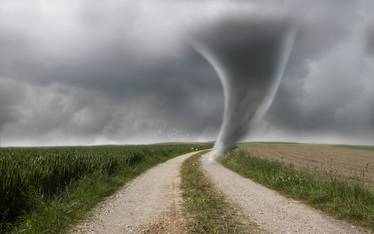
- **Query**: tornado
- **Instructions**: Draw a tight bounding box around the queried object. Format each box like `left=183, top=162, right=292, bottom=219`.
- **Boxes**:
left=193, top=16, right=297, bottom=159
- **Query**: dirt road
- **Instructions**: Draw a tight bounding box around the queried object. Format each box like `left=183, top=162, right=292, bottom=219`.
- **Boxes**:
left=70, top=150, right=370, bottom=234
left=70, top=152, right=196, bottom=234
left=202, top=153, right=370, bottom=234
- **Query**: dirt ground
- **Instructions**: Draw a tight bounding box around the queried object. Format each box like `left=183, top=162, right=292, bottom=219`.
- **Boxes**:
left=202, top=154, right=370, bottom=234
left=240, top=143, right=374, bottom=185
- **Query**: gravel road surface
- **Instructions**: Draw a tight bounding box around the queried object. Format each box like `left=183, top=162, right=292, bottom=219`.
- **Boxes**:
left=202, top=153, right=370, bottom=234
left=70, top=150, right=371, bottom=234
left=70, top=152, right=196, bottom=234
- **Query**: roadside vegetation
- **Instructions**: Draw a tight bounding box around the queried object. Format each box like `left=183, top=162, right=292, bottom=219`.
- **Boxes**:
left=240, top=143, right=374, bottom=185
left=223, top=147, right=374, bottom=231
left=181, top=151, right=260, bottom=234
left=340, top=145, right=374, bottom=152
left=0, top=143, right=210, bottom=234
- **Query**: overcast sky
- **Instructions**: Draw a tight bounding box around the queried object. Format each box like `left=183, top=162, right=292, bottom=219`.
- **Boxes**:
left=1, top=0, right=374, bottom=146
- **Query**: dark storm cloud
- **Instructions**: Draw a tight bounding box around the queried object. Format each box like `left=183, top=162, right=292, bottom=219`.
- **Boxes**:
left=255, top=0, right=374, bottom=145
left=0, top=47, right=224, bottom=145
left=0, top=0, right=374, bottom=146
left=0, top=79, right=25, bottom=131
left=0, top=0, right=227, bottom=145
left=367, top=28, right=374, bottom=56
left=193, top=15, right=297, bottom=155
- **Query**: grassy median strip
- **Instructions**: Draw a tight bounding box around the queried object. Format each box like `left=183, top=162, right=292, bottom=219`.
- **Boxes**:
left=223, top=148, right=374, bottom=231
left=181, top=151, right=259, bottom=234
left=0, top=144, right=210, bottom=234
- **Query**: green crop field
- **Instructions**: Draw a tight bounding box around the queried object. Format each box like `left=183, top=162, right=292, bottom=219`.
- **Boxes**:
left=0, top=143, right=210, bottom=233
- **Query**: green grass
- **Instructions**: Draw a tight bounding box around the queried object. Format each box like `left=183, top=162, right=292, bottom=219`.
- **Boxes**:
left=338, top=145, right=374, bottom=151
left=180, top=151, right=258, bottom=234
left=223, top=148, right=374, bottom=231
left=0, top=144, right=211, bottom=233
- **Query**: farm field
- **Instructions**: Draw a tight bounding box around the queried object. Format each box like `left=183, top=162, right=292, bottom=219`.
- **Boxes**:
left=240, top=143, right=374, bottom=185
left=1, top=142, right=372, bottom=233
left=223, top=143, right=374, bottom=230
left=0, top=143, right=210, bottom=234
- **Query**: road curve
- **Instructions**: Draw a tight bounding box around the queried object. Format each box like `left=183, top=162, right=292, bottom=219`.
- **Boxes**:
left=70, top=151, right=197, bottom=234
left=201, top=153, right=370, bottom=234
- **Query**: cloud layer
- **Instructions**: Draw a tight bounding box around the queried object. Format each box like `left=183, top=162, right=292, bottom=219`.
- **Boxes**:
left=0, top=0, right=374, bottom=146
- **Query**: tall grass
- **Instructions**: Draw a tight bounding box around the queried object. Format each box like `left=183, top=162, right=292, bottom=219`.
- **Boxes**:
left=181, top=152, right=258, bottom=234
left=223, top=149, right=374, bottom=230
left=0, top=144, right=209, bottom=233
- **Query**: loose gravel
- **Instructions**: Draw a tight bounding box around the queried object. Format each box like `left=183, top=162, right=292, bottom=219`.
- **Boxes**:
left=70, top=152, right=195, bottom=234
left=202, top=153, right=371, bottom=234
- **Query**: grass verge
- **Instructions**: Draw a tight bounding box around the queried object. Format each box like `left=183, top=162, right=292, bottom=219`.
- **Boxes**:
left=180, top=151, right=259, bottom=234
left=222, top=148, right=374, bottom=231
left=0, top=144, right=210, bottom=234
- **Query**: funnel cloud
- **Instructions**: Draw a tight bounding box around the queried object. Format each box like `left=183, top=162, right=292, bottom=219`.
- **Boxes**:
left=194, top=16, right=297, bottom=157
